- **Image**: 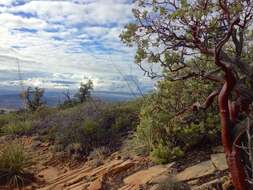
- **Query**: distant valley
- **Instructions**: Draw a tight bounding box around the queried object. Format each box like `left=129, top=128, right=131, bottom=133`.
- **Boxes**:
left=0, top=90, right=142, bottom=109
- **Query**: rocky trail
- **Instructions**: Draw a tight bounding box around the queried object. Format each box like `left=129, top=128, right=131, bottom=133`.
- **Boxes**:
left=0, top=136, right=232, bottom=190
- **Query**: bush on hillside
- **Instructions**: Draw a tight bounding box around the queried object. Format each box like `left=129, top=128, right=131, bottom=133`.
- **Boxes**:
left=157, top=175, right=190, bottom=190
left=136, top=78, right=220, bottom=163
left=2, top=120, right=33, bottom=135
left=34, top=99, right=142, bottom=159
left=75, top=79, right=93, bottom=103
left=20, top=87, right=45, bottom=111
left=0, top=111, right=34, bottom=136
left=0, top=98, right=142, bottom=159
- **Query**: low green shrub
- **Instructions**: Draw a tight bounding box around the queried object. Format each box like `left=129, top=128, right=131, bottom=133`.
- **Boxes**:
left=0, top=143, right=32, bottom=188
left=136, top=79, right=220, bottom=163
left=0, top=110, right=36, bottom=136
left=157, top=176, right=190, bottom=190
left=151, top=144, right=184, bottom=164
left=2, top=120, right=33, bottom=135
left=0, top=113, right=17, bottom=128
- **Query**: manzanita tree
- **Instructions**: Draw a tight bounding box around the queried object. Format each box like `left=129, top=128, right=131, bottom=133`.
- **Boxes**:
left=120, top=0, right=253, bottom=189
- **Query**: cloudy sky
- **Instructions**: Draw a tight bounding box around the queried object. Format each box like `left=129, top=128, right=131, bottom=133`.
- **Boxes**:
left=0, top=0, right=155, bottom=94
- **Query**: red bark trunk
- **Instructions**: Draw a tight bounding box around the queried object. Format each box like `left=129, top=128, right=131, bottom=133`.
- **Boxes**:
left=219, top=74, right=247, bottom=190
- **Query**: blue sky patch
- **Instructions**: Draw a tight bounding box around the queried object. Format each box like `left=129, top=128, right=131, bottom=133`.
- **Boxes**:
left=13, top=27, right=38, bottom=33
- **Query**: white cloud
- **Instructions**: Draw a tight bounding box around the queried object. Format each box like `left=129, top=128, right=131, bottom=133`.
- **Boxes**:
left=0, top=13, right=47, bottom=30
left=0, top=0, right=15, bottom=6
left=0, top=0, right=155, bottom=93
left=9, top=0, right=133, bottom=25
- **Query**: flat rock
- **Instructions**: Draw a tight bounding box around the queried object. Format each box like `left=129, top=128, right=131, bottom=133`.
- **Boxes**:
left=211, top=153, right=228, bottom=171
left=149, top=174, right=170, bottom=184
left=123, top=162, right=174, bottom=185
left=176, top=160, right=215, bottom=181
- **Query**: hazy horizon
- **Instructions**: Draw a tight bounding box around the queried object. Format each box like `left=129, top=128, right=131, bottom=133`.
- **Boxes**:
left=0, top=88, right=148, bottom=109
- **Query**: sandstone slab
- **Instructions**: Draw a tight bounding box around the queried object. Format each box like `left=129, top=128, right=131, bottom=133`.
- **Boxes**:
left=149, top=174, right=170, bottom=184
left=124, top=162, right=174, bottom=185
left=211, top=153, right=228, bottom=171
left=176, top=160, right=215, bottom=181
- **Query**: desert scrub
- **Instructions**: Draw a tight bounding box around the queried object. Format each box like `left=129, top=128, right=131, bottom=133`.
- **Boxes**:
left=1, top=120, right=33, bottom=135
left=157, top=176, right=190, bottom=190
left=39, top=100, right=141, bottom=158
left=87, top=146, right=111, bottom=167
left=151, top=144, right=184, bottom=164
left=0, top=143, right=32, bottom=188
left=0, top=113, right=18, bottom=128
left=0, top=111, right=36, bottom=136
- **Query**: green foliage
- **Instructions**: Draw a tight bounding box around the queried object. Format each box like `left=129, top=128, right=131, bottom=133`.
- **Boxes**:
left=20, top=87, right=45, bottom=111
left=136, top=77, right=220, bottom=163
left=59, top=80, right=94, bottom=109
left=75, top=79, right=93, bottom=103
left=2, top=120, right=33, bottom=135
left=0, top=111, right=36, bottom=136
left=121, top=0, right=248, bottom=65
left=151, top=144, right=184, bottom=164
left=157, top=176, right=190, bottom=190
left=119, top=23, right=138, bottom=46
left=0, top=112, right=20, bottom=128
left=0, top=143, right=31, bottom=188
